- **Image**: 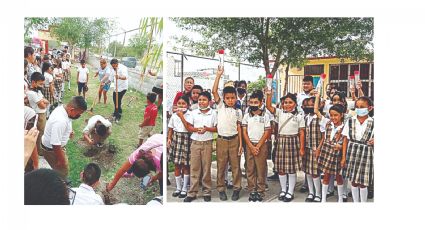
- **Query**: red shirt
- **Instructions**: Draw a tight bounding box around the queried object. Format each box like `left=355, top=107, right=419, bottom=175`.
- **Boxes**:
left=172, top=91, right=191, bottom=106
left=144, top=103, right=158, bottom=126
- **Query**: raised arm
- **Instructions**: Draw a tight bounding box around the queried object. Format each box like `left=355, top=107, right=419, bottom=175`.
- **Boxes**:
left=106, top=161, right=133, bottom=192
left=212, top=66, right=224, bottom=104
left=265, top=89, right=276, bottom=114
left=314, top=90, right=323, bottom=119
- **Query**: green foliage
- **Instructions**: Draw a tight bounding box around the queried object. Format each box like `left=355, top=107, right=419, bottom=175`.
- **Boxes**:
left=24, top=17, right=52, bottom=42
left=247, top=76, right=266, bottom=93
left=139, top=18, right=163, bottom=74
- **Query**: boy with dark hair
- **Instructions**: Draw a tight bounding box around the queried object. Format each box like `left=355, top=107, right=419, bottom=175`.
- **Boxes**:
left=190, top=84, right=203, bottom=110
left=242, top=90, right=271, bottom=202
left=77, top=59, right=89, bottom=99
left=72, top=163, right=104, bottom=205
left=139, top=93, right=158, bottom=146
left=212, top=66, right=243, bottom=201
left=83, top=115, right=112, bottom=147
left=25, top=46, right=36, bottom=81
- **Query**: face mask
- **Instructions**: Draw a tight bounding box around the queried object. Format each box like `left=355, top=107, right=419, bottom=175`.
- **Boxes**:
left=303, top=107, right=314, bottom=114
left=237, top=88, right=246, bottom=95
left=36, top=86, right=43, bottom=91
left=250, top=106, right=259, bottom=112
left=199, top=106, right=210, bottom=111
left=355, top=108, right=369, bottom=116
left=177, top=108, right=187, bottom=112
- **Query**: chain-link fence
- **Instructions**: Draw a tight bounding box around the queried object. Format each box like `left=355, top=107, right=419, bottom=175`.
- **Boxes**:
left=165, top=51, right=267, bottom=112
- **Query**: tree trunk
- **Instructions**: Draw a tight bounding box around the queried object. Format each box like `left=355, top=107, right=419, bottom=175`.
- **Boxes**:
left=283, top=64, right=290, bottom=95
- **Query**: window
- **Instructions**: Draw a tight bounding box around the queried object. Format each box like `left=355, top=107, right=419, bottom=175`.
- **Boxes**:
left=304, top=65, right=324, bottom=76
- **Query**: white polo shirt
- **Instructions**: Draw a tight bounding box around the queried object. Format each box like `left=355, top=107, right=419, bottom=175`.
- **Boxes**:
left=83, top=115, right=112, bottom=134
left=189, top=109, right=217, bottom=141
left=27, top=90, right=46, bottom=114
left=216, top=100, right=242, bottom=136
left=43, top=72, right=54, bottom=87
left=242, top=111, right=271, bottom=143
left=71, top=183, right=104, bottom=205
left=42, top=105, right=72, bottom=148
left=168, top=112, right=192, bottom=133
left=275, top=108, right=305, bottom=135
left=109, top=63, right=128, bottom=92
left=77, top=67, right=89, bottom=83
left=342, top=116, right=374, bottom=141
left=297, top=91, right=311, bottom=116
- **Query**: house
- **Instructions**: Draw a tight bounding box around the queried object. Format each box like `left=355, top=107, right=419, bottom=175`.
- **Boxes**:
left=280, top=57, right=374, bottom=100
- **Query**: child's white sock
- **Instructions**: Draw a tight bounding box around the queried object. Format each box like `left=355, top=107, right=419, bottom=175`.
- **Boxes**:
left=287, top=173, right=296, bottom=197
left=279, top=174, right=287, bottom=193
left=351, top=185, right=360, bottom=202
left=360, top=187, right=368, bottom=203
left=322, top=184, right=328, bottom=203
left=337, top=185, right=344, bottom=203
left=313, top=177, right=321, bottom=198
left=306, top=174, right=314, bottom=195
left=175, top=175, right=182, bottom=191
left=182, top=174, right=190, bottom=192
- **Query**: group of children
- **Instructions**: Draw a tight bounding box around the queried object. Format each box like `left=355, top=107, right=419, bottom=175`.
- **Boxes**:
left=167, top=67, right=374, bottom=202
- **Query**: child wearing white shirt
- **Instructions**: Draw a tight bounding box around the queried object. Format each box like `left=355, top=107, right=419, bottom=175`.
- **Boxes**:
left=72, top=163, right=104, bottom=205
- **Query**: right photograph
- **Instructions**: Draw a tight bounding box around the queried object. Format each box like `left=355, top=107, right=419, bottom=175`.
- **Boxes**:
left=165, top=17, right=374, bottom=203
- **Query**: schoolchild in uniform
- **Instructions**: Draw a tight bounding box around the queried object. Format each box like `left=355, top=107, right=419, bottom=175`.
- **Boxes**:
left=265, top=90, right=305, bottom=202
left=167, top=95, right=192, bottom=198
left=241, top=90, right=271, bottom=202
left=341, top=97, right=374, bottom=202
left=189, top=85, right=203, bottom=111
left=212, top=66, right=244, bottom=201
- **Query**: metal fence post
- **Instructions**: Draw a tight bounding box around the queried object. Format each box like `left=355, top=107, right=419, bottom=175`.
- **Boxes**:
left=181, top=53, right=184, bottom=92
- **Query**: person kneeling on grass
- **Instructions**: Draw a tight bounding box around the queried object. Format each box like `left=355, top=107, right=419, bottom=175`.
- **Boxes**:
left=82, top=115, right=112, bottom=148
left=71, top=163, right=104, bottom=205
left=106, top=134, right=163, bottom=194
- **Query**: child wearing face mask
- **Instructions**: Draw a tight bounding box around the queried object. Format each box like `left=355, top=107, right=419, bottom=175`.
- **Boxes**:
left=301, top=96, right=325, bottom=202
left=341, top=97, right=374, bottom=202
left=167, top=95, right=192, bottom=199
left=177, top=91, right=218, bottom=202
left=241, top=90, right=271, bottom=202
left=316, top=104, right=346, bottom=202
left=266, top=90, right=306, bottom=202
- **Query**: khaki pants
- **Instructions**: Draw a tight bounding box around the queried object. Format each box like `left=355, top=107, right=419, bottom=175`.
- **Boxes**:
left=40, top=145, right=69, bottom=179
left=246, top=142, right=268, bottom=195
left=90, top=128, right=112, bottom=145
left=216, top=137, right=241, bottom=192
left=36, top=113, right=47, bottom=150
left=138, top=126, right=154, bottom=140
left=188, top=140, right=213, bottom=197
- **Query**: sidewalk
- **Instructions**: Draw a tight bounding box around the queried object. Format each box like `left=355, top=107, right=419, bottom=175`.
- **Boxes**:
left=167, top=159, right=372, bottom=203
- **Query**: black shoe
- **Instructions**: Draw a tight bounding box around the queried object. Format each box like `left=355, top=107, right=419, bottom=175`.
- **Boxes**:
left=178, top=191, right=187, bottom=198
left=231, top=190, right=240, bottom=201
left=219, top=191, right=228, bottom=201
left=348, top=191, right=352, bottom=197
left=313, top=195, right=322, bottom=202
left=172, top=190, right=181, bottom=197
left=248, top=192, right=257, bottom=202
left=278, top=191, right=286, bottom=201
left=183, top=196, right=196, bottom=202
left=368, top=190, right=374, bottom=199
left=203, top=196, right=211, bottom=202
left=267, top=173, right=279, bottom=181
left=305, top=193, right=314, bottom=202
left=300, top=185, right=308, bottom=193
left=96, top=143, right=103, bottom=148
left=283, top=193, right=294, bottom=202
left=255, top=192, right=264, bottom=202
left=327, top=191, right=335, bottom=198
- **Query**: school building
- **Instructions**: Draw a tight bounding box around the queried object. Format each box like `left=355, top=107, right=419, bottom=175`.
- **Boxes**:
left=280, top=57, right=374, bottom=100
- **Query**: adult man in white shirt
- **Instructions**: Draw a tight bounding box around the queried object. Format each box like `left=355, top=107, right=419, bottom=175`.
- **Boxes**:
left=109, top=58, right=128, bottom=122
left=40, top=96, right=87, bottom=179
left=82, top=115, right=112, bottom=147
left=71, top=163, right=104, bottom=205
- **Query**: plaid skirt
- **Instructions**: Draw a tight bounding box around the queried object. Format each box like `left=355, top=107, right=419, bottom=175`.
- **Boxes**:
left=63, top=70, right=70, bottom=82
left=41, top=86, right=55, bottom=104
left=317, top=141, right=341, bottom=175
left=275, top=135, right=303, bottom=174
left=342, top=141, right=373, bottom=186
left=54, top=79, right=63, bottom=92
left=304, top=147, right=320, bottom=176
left=169, top=131, right=191, bottom=166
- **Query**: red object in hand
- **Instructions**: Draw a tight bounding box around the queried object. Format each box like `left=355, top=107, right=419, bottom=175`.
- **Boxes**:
left=349, top=75, right=355, bottom=79
left=354, top=70, right=360, bottom=76
left=267, top=74, right=273, bottom=78
left=218, top=49, right=225, bottom=54
left=320, top=73, right=327, bottom=79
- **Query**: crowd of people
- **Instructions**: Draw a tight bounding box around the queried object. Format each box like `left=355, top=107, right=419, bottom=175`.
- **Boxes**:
left=24, top=46, right=163, bottom=205
left=167, top=66, right=374, bottom=202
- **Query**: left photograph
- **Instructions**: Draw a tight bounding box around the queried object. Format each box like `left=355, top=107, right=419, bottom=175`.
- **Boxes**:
left=24, top=17, right=164, bottom=205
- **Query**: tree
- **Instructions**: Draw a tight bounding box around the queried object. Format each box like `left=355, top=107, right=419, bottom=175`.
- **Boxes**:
left=50, top=18, right=85, bottom=59
left=24, top=18, right=52, bottom=44
left=172, top=17, right=374, bottom=94
left=247, top=76, right=266, bottom=94
left=139, top=17, right=163, bottom=76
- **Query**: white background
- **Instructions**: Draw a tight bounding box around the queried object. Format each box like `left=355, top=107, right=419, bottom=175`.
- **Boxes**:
left=1, top=0, right=424, bottom=229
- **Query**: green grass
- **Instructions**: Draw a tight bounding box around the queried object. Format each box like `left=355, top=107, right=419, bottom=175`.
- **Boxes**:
left=63, top=64, right=162, bottom=204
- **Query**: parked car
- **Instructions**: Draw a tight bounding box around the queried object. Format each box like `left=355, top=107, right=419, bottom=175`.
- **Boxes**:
left=121, top=57, right=137, bottom=68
